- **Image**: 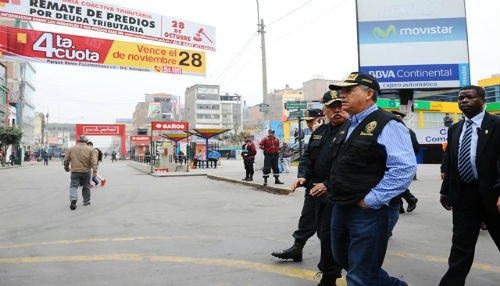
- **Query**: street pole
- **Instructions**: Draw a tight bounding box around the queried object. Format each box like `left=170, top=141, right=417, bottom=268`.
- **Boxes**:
left=298, top=114, right=303, bottom=158
left=256, top=0, right=269, bottom=129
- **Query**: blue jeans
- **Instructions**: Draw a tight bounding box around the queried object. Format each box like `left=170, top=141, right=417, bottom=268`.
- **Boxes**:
left=331, top=204, right=407, bottom=286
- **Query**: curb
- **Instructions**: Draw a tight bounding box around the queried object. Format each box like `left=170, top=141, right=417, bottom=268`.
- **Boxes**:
left=152, top=173, right=207, bottom=178
left=206, top=174, right=291, bottom=195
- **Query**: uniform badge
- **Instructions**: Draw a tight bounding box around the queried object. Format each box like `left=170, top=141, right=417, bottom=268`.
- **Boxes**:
left=365, top=121, right=377, bottom=133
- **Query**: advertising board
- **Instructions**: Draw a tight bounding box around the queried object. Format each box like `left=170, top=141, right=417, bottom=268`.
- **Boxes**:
left=148, top=102, right=161, bottom=119
left=356, top=0, right=470, bottom=89
left=0, top=0, right=216, bottom=51
left=0, top=26, right=206, bottom=76
left=151, top=121, right=188, bottom=131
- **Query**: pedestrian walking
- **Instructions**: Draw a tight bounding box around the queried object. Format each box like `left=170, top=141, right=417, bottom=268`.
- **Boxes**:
left=42, top=150, right=49, bottom=166
left=272, top=92, right=348, bottom=286
left=241, top=134, right=257, bottom=181
left=439, top=85, right=500, bottom=286
left=259, top=130, right=283, bottom=186
left=111, top=150, right=117, bottom=162
left=208, top=149, right=221, bottom=168
left=0, top=150, right=4, bottom=167
left=87, top=142, right=107, bottom=187
left=328, top=72, right=417, bottom=286
left=280, top=142, right=293, bottom=173
left=9, top=152, right=16, bottom=166
left=64, top=135, right=98, bottom=210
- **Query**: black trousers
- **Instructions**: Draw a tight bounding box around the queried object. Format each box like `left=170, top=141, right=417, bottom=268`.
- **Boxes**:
left=209, top=158, right=218, bottom=168
left=293, top=193, right=342, bottom=277
left=243, top=158, right=254, bottom=177
left=263, top=154, right=280, bottom=177
left=440, top=183, right=500, bottom=286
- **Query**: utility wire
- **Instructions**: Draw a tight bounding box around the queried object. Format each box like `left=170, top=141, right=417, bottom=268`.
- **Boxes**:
left=214, top=32, right=258, bottom=82
left=267, top=0, right=314, bottom=27
left=269, top=0, right=350, bottom=41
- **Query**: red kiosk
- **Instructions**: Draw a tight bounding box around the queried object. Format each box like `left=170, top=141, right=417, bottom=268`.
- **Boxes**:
left=75, top=124, right=127, bottom=156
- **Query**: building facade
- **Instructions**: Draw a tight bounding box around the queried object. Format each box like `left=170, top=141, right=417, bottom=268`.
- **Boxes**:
left=268, top=86, right=304, bottom=122
left=185, top=84, right=222, bottom=129
left=0, top=18, right=37, bottom=155
left=0, top=63, right=8, bottom=127
left=220, top=93, right=242, bottom=134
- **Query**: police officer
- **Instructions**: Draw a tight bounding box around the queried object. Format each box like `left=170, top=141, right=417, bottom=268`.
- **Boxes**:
left=328, top=72, right=416, bottom=286
left=259, top=130, right=283, bottom=186
left=392, top=111, right=419, bottom=214
left=272, top=91, right=348, bottom=286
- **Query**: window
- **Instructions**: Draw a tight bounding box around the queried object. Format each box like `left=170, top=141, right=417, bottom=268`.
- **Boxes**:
left=197, top=94, right=219, bottom=100
left=422, top=112, right=448, bottom=129
left=197, top=114, right=220, bottom=119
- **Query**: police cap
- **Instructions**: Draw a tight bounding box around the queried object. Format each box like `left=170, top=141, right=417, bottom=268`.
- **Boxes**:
left=322, top=90, right=342, bottom=106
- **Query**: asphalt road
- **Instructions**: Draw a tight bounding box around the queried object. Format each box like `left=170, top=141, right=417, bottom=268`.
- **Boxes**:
left=0, top=160, right=498, bottom=286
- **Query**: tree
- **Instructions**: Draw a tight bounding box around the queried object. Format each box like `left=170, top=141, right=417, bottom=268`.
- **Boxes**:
left=0, top=126, right=23, bottom=163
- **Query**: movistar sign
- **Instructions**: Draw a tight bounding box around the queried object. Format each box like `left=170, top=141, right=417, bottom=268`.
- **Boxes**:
left=372, top=25, right=396, bottom=39
left=359, top=18, right=466, bottom=44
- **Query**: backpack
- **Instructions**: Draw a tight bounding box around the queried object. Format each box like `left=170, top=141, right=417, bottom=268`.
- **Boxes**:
left=96, top=148, right=103, bottom=162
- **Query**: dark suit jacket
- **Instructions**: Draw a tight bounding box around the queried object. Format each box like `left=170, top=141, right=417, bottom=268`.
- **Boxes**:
left=440, top=112, right=500, bottom=213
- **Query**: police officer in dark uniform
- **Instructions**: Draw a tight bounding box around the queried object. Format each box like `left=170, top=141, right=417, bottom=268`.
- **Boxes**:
left=392, top=111, right=419, bottom=214
left=272, top=91, right=348, bottom=286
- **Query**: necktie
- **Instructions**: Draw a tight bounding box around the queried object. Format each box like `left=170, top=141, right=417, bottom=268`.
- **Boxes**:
left=458, top=120, right=474, bottom=183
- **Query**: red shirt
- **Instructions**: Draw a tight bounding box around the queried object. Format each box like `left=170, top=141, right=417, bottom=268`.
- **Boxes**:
left=242, top=141, right=257, bottom=160
left=260, top=137, right=280, bottom=155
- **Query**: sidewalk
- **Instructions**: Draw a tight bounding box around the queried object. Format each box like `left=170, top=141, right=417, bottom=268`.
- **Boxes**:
left=186, top=159, right=298, bottom=194
left=0, top=160, right=38, bottom=170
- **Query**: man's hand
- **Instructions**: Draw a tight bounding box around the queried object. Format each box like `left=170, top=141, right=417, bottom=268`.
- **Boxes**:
left=357, top=199, right=371, bottom=209
left=64, top=167, right=70, bottom=172
left=92, top=172, right=97, bottom=178
left=310, top=183, right=327, bottom=197
left=440, top=195, right=452, bottom=211
left=291, top=178, right=306, bottom=192
left=497, top=196, right=500, bottom=212
left=441, top=173, right=446, bottom=180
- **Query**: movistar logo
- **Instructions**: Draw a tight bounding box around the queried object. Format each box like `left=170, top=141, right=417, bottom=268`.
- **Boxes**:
left=372, top=25, right=396, bottom=39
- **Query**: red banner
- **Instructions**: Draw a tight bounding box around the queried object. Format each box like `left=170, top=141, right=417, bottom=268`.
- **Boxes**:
left=130, top=135, right=150, bottom=142
left=152, top=122, right=188, bottom=131
left=0, top=26, right=205, bottom=76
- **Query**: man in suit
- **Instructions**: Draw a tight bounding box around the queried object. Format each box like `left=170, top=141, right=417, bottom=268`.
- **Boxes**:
left=440, top=85, right=500, bottom=286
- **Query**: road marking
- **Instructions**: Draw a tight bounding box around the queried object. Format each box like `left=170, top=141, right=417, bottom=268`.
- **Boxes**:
left=389, top=251, right=500, bottom=273
left=0, top=253, right=347, bottom=285
left=0, top=236, right=180, bottom=249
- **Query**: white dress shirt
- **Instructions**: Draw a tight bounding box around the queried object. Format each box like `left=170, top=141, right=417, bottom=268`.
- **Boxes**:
left=458, top=110, right=485, bottom=179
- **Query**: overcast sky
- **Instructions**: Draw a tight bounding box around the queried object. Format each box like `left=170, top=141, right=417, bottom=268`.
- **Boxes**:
left=31, top=0, right=499, bottom=129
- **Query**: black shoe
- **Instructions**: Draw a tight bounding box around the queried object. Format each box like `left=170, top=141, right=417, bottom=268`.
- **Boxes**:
left=317, top=273, right=337, bottom=286
left=242, top=177, right=249, bottom=181
left=70, top=200, right=77, bottom=210
left=83, top=201, right=91, bottom=206
left=407, top=198, right=418, bottom=212
left=271, top=241, right=305, bottom=262
left=263, top=177, right=268, bottom=186
left=274, top=178, right=284, bottom=184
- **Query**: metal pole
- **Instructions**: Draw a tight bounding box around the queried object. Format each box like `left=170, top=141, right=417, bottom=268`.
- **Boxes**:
left=298, top=115, right=303, bottom=158
left=260, top=19, right=269, bottom=129
left=256, top=1, right=269, bottom=128
left=150, top=124, right=153, bottom=173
